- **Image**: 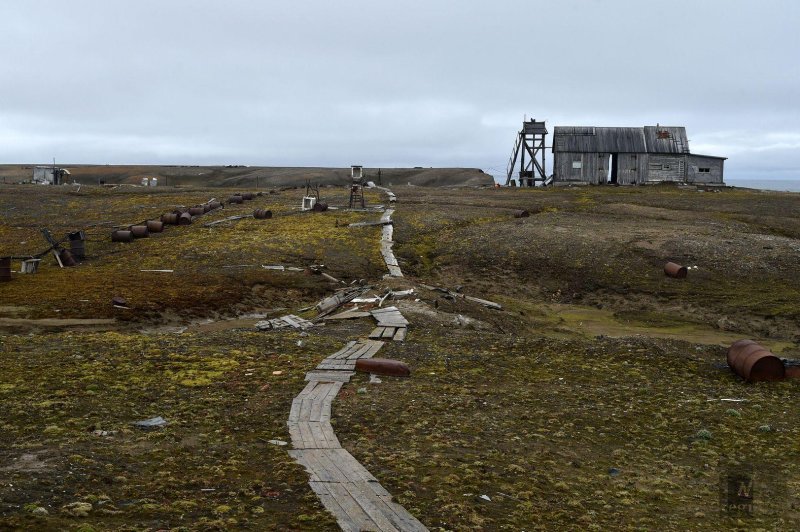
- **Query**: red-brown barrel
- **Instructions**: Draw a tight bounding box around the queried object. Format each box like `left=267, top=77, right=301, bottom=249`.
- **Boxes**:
left=253, top=209, right=273, bottom=219
left=0, top=257, right=11, bottom=282
left=312, top=202, right=328, bottom=212
left=161, top=212, right=179, bottom=225
left=207, top=200, right=222, bottom=210
left=129, top=225, right=150, bottom=238
left=727, top=339, right=785, bottom=382
left=242, top=192, right=255, bottom=200
left=188, top=206, right=205, bottom=216
left=355, top=358, right=411, bottom=377
left=178, top=212, right=192, bottom=225
left=514, top=210, right=530, bottom=218
left=146, top=220, right=164, bottom=233
left=111, top=230, right=134, bottom=242
left=664, top=262, right=687, bottom=279
left=59, top=249, right=78, bottom=267
left=228, top=195, right=244, bottom=204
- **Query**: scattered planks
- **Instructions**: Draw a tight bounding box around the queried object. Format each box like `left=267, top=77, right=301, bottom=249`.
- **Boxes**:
left=369, top=306, right=409, bottom=342
left=419, top=283, right=502, bottom=310
left=288, top=337, right=426, bottom=531
left=324, top=308, right=372, bottom=321
left=315, top=287, right=369, bottom=318
left=255, top=314, right=315, bottom=331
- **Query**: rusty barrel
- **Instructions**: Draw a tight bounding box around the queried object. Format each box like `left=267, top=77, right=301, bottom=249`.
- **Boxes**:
left=59, top=249, right=78, bottom=267
left=0, top=257, right=11, bottom=282
left=68, top=230, right=86, bottom=260
left=727, top=339, right=785, bottom=382
left=129, top=225, right=150, bottom=238
left=111, top=230, right=134, bottom=242
left=312, top=202, right=328, bottom=212
left=242, top=192, right=255, bottom=200
left=514, top=210, right=530, bottom=218
left=209, top=200, right=222, bottom=210
left=664, top=262, right=687, bottom=279
left=146, top=220, right=164, bottom=233
left=161, top=212, right=179, bottom=225
left=355, top=358, right=411, bottom=377
left=228, top=195, right=243, bottom=204
left=178, top=212, right=192, bottom=225
left=253, top=209, right=273, bottom=219
left=188, top=206, right=205, bottom=216
left=256, top=191, right=263, bottom=197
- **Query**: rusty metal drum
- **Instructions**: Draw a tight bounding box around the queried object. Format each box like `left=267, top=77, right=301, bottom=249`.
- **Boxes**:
left=253, top=209, right=273, bottom=219
left=727, top=339, right=785, bottom=382
left=129, top=225, right=150, bottom=238
left=664, top=262, right=687, bottom=279
left=178, top=212, right=192, bottom=225
left=111, top=230, right=134, bottom=242
left=0, top=257, right=11, bottom=281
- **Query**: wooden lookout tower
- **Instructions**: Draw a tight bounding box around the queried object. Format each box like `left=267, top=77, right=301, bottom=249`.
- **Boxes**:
left=349, top=165, right=365, bottom=208
left=505, top=119, right=548, bottom=186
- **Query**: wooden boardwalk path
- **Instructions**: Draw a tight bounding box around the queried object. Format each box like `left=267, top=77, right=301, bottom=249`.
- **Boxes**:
left=380, top=209, right=403, bottom=278
left=288, top=336, right=427, bottom=531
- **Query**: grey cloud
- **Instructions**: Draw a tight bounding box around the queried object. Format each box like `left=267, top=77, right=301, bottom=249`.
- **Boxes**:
left=0, top=1, right=798, bottom=179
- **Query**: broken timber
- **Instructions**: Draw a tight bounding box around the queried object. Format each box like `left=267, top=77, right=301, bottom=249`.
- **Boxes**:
left=419, top=283, right=502, bottom=310
left=255, top=314, right=315, bottom=331
left=288, top=338, right=427, bottom=531
left=370, top=306, right=409, bottom=342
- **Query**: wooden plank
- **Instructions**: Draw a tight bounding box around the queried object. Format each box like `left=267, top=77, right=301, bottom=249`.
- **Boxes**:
left=338, top=481, right=401, bottom=532
left=324, top=310, right=371, bottom=320
left=393, top=327, right=407, bottom=342
left=369, top=327, right=385, bottom=339
left=317, top=482, right=376, bottom=532
left=308, top=482, right=363, bottom=532
left=305, top=371, right=353, bottom=383
left=381, top=327, right=396, bottom=338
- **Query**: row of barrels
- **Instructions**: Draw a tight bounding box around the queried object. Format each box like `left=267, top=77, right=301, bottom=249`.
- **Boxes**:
left=111, top=200, right=224, bottom=242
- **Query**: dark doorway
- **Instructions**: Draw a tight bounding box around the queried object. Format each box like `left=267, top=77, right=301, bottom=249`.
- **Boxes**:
left=609, top=153, right=619, bottom=184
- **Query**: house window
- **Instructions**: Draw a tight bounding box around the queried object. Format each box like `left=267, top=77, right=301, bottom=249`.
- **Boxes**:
left=699, top=167, right=711, bottom=173
left=572, top=161, right=582, bottom=169
left=649, top=163, right=663, bottom=170
left=664, top=164, right=671, bottom=170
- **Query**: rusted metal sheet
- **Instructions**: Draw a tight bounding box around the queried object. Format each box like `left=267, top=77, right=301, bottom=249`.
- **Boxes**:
left=68, top=230, right=86, bottom=259
left=188, top=206, right=205, bottom=216
left=161, top=212, right=179, bottom=225
left=0, top=257, right=11, bottom=281
left=229, top=195, right=244, bottom=204
left=355, top=358, right=411, bottom=377
left=129, top=225, right=150, bottom=238
left=111, top=230, right=134, bottom=242
left=664, top=262, right=687, bottom=279
left=59, top=249, right=78, bottom=267
left=146, top=220, right=164, bottom=233
left=178, top=212, right=192, bottom=225
left=253, top=209, right=273, bottom=219
left=514, top=209, right=530, bottom=218
left=727, top=339, right=785, bottom=382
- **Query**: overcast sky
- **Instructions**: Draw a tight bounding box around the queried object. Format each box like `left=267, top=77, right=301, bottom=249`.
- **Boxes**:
left=1, top=0, right=798, bottom=180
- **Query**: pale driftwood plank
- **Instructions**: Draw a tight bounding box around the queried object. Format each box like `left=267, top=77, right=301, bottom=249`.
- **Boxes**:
left=308, top=482, right=363, bottom=532
left=305, top=371, right=353, bottom=382
left=317, top=482, right=378, bottom=532
left=359, top=482, right=428, bottom=532
left=393, top=327, right=407, bottom=342
left=381, top=327, right=396, bottom=338
left=339, top=481, right=401, bottom=532
left=369, top=327, right=385, bottom=339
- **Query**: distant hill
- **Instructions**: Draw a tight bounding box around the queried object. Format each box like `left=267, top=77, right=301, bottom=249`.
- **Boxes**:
left=0, top=165, right=493, bottom=188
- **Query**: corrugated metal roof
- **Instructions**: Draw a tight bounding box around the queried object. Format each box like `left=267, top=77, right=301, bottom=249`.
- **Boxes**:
left=553, top=126, right=647, bottom=153
left=643, top=126, right=689, bottom=153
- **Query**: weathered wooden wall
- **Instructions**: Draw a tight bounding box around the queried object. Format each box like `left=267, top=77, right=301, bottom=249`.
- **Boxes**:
left=646, top=155, right=685, bottom=182
left=686, top=155, right=724, bottom=184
